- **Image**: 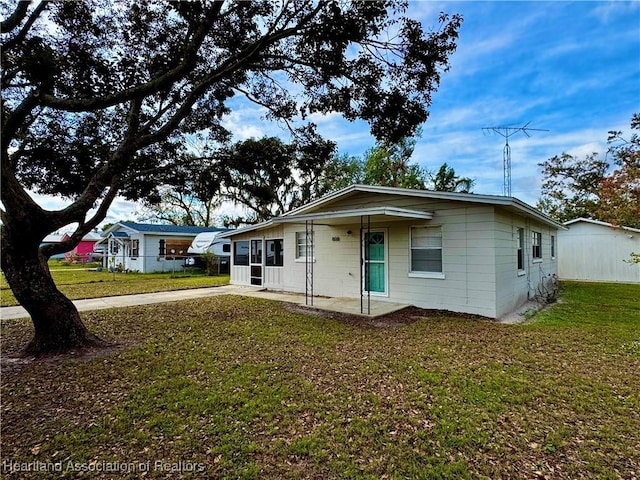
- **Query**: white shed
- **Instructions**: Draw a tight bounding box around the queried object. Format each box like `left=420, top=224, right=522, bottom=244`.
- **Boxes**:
left=558, top=218, right=640, bottom=283
left=220, top=185, right=562, bottom=319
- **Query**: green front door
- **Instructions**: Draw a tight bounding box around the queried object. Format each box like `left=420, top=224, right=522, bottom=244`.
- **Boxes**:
left=364, top=231, right=386, bottom=294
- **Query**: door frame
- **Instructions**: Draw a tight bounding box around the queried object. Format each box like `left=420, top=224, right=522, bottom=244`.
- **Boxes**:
left=361, top=228, right=389, bottom=297
left=249, top=238, right=263, bottom=286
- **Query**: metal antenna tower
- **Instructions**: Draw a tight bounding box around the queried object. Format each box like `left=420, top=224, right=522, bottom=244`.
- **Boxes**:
left=482, top=122, right=548, bottom=197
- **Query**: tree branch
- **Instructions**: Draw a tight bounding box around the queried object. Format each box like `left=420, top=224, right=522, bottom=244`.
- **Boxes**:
left=0, top=1, right=30, bottom=33
left=2, top=1, right=50, bottom=52
left=40, top=179, right=121, bottom=258
left=36, top=1, right=224, bottom=112
left=43, top=98, right=143, bottom=230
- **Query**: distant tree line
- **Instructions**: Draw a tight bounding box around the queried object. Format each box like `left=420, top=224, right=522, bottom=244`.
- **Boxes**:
left=137, top=131, right=476, bottom=227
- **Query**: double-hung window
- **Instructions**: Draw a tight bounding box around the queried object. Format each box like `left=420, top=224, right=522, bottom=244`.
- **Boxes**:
left=295, top=232, right=312, bottom=260
left=532, top=231, right=542, bottom=261
left=517, top=228, right=525, bottom=271
left=409, top=226, right=443, bottom=276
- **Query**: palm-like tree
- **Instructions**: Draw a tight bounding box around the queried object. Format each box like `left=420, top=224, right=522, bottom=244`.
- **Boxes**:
left=430, top=163, right=475, bottom=193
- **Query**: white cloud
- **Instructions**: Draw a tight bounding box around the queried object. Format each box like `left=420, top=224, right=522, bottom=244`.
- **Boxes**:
left=221, top=108, right=270, bottom=141
left=589, top=1, right=640, bottom=25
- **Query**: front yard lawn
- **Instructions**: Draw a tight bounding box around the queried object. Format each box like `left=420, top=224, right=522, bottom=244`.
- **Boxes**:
left=0, top=269, right=230, bottom=307
left=1, top=281, right=639, bottom=479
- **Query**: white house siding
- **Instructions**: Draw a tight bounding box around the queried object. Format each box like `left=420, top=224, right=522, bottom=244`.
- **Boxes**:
left=282, top=223, right=361, bottom=298
left=227, top=190, right=560, bottom=318
left=558, top=221, right=640, bottom=283
left=230, top=225, right=286, bottom=289
left=287, top=194, right=500, bottom=317
left=230, top=200, right=501, bottom=317
left=104, top=225, right=137, bottom=272
left=494, top=211, right=558, bottom=317
left=384, top=206, right=498, bottom=318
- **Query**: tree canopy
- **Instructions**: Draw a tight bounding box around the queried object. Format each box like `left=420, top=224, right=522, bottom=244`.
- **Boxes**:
left=537, top=152, right=608, bottom=223
left=428, top=162, right=475, bottom=193
left=0, top=1, right=462, bottom=354
left=597, top=114, right=640, bottom=228
left=137, top=132, right=476, bottom=227
left=537, top=114, right=639, bottom=228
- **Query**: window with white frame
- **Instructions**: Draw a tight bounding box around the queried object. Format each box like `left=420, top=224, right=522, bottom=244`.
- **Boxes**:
left=295, top=232, right=311, bottom=259
left=551, top=234, right=556, bottom=259
left=517, top=228, right=524, bottom=270
left=532, top=231, right=542, bottom=260
left=410, top=226, right=443, bottom=273
left=130, top=239, right=139, bottom=258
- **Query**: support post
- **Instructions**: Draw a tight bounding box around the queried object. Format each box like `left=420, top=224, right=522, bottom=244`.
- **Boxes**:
left=367, top=215, right=371, bottom=315
left=360, top=216, right=363, bottom=314
left=305, top=220, right=314, bottom=306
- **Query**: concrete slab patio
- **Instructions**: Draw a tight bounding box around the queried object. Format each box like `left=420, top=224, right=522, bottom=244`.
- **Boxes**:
left=0, top=285, right=409, bottom=320
left=239, top=288, right=409, bottom=317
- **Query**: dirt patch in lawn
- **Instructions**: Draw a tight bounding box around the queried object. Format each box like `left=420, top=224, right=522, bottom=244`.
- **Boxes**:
left=286, top=304, right=491, bottom=328
left=0, top=341, right=132, bottom=374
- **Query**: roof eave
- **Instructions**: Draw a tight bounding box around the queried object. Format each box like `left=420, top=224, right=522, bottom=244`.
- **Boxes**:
left=217, top=220, right=275, bottom=238
left=275, top=206, right=433, bottom=224
left=564, top=217, right=640, bottom=233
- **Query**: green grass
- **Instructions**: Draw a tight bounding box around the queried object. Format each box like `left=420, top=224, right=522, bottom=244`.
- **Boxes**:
left=1, top=282, right=639, bottom=479
left=0, top=267, right=230, bottom=306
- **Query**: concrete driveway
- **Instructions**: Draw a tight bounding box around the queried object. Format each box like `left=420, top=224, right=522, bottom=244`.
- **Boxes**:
left=0, top=285, right=408, bottom=320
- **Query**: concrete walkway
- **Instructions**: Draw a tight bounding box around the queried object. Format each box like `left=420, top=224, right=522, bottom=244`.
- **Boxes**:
left=0, top=285, right=408, bottom=320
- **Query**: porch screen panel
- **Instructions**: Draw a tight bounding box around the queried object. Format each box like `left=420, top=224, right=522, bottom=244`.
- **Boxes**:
left=234, top=241, right=249, bottom=266
left=250, top=239, right=263, bottom=264
left=266, top=239, right=284, bottom=266
left=517, top=228, right=525, bottom=270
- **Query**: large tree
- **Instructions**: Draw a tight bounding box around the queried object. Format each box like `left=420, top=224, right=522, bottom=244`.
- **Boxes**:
left=536, top=152, right=609, bottom=223
left=596, top=114, right=640, bottom=228
left=428, top=162, right=474, bottom=193
left=136, top=150, right=224, bottom=227
left=136, top=133, right=359, bottom=228
left=362, top=135, right=427, bottom=189
left=537, top=114, right=639, bottom=227
left=211, top=129, right=339, bottom=225
left=1, top=1, right=462, bottom=354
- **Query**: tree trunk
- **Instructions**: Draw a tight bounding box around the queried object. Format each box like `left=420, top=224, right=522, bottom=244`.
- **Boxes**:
left=1, top=228, right=107, bottom=356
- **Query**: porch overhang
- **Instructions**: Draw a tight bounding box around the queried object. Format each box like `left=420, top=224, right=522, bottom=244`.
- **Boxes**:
left=272, top=206, right=433, bottom=226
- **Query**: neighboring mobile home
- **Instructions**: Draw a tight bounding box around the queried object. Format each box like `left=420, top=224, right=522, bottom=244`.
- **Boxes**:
left=99, top=222, right=228, bottom=273
left=558, top=218, right=640, bottom=283
left=220, top=185, right=563, bottom=319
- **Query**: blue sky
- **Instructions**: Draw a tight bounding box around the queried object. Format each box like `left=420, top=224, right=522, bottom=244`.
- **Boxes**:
left=296, top=0, right=639, bottom=205
left=32, top=1, right=640, bottom=225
